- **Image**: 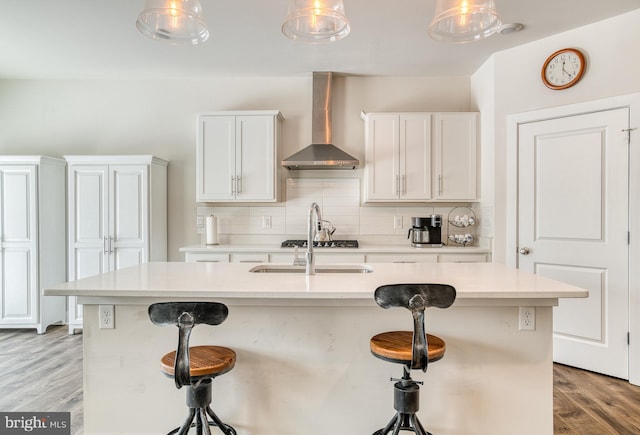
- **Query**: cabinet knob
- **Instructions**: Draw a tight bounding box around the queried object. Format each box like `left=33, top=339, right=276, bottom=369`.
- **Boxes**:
left=519, top=247, right=531, bottom=255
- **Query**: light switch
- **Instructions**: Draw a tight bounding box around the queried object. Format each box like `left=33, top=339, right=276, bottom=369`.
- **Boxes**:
left=262, top=215, right=272, bottom=229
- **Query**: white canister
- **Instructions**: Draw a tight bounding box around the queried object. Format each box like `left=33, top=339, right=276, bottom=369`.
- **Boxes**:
left=206, top=215, right=219, bottom=245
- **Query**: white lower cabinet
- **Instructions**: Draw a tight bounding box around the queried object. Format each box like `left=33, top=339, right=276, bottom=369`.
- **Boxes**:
left=365, top=254, right=438, bottom=263
left=183, top=248, right=486, bottom=265
left=0, top=156, right=66, bottom=334
left=438, top=253, right=488, bottom=263
left=232, top=254, right=269, bottom=264
left=66, top=155, right=168, bottom=333
left=186, top=253, right=230, bottom=263
left=269, top=252, right=366, bottom=264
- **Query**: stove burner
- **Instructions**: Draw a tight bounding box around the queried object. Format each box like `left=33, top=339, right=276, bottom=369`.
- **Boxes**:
left=281, top=240, right=359, bottom=249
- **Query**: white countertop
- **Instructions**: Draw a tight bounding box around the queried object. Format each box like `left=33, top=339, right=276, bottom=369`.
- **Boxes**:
left=45, top=262, right=586, bottom=306
left=179, top=243, right=490, bottom=254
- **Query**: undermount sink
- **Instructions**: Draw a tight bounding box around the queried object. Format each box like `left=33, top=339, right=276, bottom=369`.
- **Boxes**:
left=249, top=264, right=374, bottom=274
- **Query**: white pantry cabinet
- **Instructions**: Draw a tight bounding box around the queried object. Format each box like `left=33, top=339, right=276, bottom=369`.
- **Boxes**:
left=0, top=156, right=66, bottom=333
left=433, top=113, right=478, bottom=200
left=196, top=111, right=282, bottom=202
left=65, top=155, right=168, bottom=333
left=363, top=112, right=478, bottom=202
left=363, top=113, right=432, bottom=202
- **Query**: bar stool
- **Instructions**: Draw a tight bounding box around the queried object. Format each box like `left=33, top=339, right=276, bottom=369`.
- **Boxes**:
left=148, top=302, right=237, bottom=435
left=370, top=284, right=456, bottom=435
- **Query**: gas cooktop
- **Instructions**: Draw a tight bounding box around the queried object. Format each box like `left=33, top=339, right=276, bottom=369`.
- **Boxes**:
left=281, top=240, right=359, bottom=248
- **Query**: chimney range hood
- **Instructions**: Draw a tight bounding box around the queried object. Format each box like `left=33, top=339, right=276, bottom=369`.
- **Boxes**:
left=282, top=72, right=359, bottom=170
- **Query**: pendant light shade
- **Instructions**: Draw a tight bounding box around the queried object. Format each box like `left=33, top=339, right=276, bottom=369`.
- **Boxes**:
left=428, top=0, right=502, bottom=43
left=136, top=0, right=209, bottom=45
left=282, top=0, right=351, bottom=43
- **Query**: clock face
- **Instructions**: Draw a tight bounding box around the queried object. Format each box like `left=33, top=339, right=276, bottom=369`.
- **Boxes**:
left=542, top=48, right=586, bottom=90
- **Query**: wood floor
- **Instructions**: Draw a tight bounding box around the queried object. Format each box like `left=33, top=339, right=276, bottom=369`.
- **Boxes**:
left=1, top=326, right=640, bottom=435
left=0, top=325, right=83, bottom=434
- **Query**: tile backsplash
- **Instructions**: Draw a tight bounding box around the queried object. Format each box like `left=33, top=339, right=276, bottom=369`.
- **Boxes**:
left=197, top=178, right=492, bottom=246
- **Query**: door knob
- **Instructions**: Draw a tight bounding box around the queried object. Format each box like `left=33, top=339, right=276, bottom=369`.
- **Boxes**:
left=519, top=247, right=531, bottom=255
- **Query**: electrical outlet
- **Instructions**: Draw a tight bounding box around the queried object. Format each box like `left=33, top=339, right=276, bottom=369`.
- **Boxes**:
left=394, top=216, right=403, bottom=229
left=99, top=305, right=115, bottom=329
left=262, top=215, right=272, bottom=229
left=519, top=306, right=535, bottom=331
left=196, top=215, right=205, bottom=234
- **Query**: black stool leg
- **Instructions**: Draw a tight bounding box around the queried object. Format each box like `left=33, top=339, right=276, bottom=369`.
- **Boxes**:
left=168, top=379, right=236, bottom=435
left=168, top=408, right=196, bottom=435
left=373, top=413, right=400, bottom=435
left=205, top=406, right=237, bottom=435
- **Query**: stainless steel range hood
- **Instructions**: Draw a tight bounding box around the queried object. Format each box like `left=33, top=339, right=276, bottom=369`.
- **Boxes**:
left=282, top=72, right=359, bottom=170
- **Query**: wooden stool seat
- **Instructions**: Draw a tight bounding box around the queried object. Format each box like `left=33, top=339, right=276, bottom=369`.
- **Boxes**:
left=370, top=331, right=446, bottom=365
left=160, top=345, right=236, bottom=378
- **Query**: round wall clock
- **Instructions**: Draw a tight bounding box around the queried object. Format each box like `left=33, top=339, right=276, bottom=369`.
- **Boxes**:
left=541, top=48, right=586, bottom=90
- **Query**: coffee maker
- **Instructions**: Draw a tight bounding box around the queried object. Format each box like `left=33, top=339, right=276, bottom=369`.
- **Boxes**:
left=407, top=215, right=442, bottom=247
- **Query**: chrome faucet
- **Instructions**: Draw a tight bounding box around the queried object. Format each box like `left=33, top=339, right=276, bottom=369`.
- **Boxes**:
left=306, top=202, right=322, bottom=275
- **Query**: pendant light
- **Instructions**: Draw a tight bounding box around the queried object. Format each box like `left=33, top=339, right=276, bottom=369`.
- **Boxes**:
left=282, top=0, right=351, bottom=43
left=428, top=0, right=502, bottom=43
left=136, top=0, right=210, bottom=45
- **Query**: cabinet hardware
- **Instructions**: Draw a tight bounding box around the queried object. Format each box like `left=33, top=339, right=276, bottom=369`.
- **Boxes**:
left=231, top=176, right=236, bottom=195
left=104, top=237, right=109, bottom=254
left=237, top=175, right=242, bottom=194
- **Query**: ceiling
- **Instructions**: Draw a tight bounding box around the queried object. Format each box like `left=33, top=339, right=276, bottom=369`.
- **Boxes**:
left=1, top=0, right=638, bottom=80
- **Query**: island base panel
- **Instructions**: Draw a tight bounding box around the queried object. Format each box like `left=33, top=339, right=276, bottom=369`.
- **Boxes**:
left=82, top=304, right=553, bottom=435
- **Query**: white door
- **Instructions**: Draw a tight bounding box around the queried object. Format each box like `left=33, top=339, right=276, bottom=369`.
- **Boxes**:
left=236, top=115, right=276, bottom=201
left=68, top=165, right=109, bottom=326
left=400, top=114, right=431, bottom=200
left=517, top=108, right=629, bottom=378
left=0, top=165, right=38, bottom=325
left=110, top=165, right=148, bottom=269
left=197, top=115, right=236, bottom=201
left=69, top=165, right=109, bottom=279
left=364, top=114, right=400, bottom=201
left=433, top=113, right=478, bottom=200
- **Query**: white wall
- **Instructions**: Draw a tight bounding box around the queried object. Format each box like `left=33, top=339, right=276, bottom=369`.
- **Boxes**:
left=472, top=9, right=640, bottom=263
left=0, top=76, right=470, bottom=260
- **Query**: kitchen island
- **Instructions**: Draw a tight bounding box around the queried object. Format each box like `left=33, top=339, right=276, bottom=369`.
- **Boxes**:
left=45, top=262, right=587, bottom=435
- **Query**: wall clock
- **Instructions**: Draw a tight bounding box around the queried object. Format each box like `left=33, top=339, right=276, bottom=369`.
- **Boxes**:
left=541, top=48, right=586, bottom=90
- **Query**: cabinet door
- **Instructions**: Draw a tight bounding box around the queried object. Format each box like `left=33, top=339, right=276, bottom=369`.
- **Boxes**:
left=438, top=253, right=487, bottom=263
left=400, top=114, right=432, bottom=200
left=68, top=165, right=110, bottom=279
left=110, top=165, right=148, bottom=269
left=365, top=253, right=437, bottom=263
left=185, top=253, right=230, bottom=263
left=364, top=114, right=400, bottom=201
left=433, top=113, right=478, bottom=200
left=0, top=165, right=38, bottom=324
left=197, top=116, right=236, bottom=201
left=235, top=116, right=277, bottom=201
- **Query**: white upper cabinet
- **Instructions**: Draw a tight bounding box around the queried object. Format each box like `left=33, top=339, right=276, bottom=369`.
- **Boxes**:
left=433, top=113, right=478, bottom=201
left=65, top=155, right=168, bottom=333
left=363, top=112, right=478, bottom=203
left=197, top=111, right=282, bottom=202
left=0, top=156, right=66, bottom=333
left=363, top=113, right=432, bottom=202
